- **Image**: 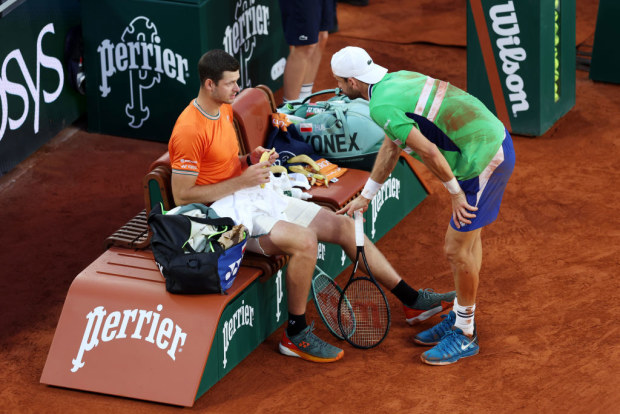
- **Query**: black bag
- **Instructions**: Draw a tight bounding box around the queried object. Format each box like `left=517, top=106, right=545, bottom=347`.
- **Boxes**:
left=147, top=204, right=247, bottom=294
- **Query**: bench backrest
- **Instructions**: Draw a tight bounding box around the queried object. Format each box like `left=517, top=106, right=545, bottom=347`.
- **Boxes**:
left=232, top=86, right=275, bottom=154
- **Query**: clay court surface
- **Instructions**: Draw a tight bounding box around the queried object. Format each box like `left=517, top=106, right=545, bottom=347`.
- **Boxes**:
left=1, top=1, right=618, bottom=412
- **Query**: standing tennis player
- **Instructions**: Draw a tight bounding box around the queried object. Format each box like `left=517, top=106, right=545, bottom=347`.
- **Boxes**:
left=332, top=46, right=515, bottom=365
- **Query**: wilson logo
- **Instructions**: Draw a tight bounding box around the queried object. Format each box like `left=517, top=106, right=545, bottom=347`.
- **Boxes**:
left=222, top=300, right=255, bottom=369
left=96, top=16, right=189, bottom=128
left=71, top=304, right=187, bottom=373
left=370, top=175, right=401, bottom=239
left=489, top=1, right=529, bottom=117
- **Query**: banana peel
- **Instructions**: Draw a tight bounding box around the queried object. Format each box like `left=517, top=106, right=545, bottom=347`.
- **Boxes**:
left=288, top=165, right=328, bottom=187
left=269, top=165, right=288, bottom=176
left=286, top=154, right=320, bottom=173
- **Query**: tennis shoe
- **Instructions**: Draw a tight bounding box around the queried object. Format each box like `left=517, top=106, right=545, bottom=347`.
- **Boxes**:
left=279, top=322, right=344, bottom=363
left=404, top=289, right=456, bottom=325
left=420, top=327, right=479, bottom=366
left=413, top=311, right=456, bottom=346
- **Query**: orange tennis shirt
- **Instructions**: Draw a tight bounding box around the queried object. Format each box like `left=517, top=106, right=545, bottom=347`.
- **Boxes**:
left=168, top=101, right=242, bottom=185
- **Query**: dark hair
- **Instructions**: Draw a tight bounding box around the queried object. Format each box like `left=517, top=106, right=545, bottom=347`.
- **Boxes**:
left=197, top=49, right=240, bottom=86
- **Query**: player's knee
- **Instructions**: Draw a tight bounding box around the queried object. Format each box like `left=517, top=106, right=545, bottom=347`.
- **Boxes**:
left=291, top=227, right=318, bottom=258
left=330, top=214, right=354, bottom=246
left=444, top=240, right=469, bottom=265
left=291, top=43, right=318, bottom=59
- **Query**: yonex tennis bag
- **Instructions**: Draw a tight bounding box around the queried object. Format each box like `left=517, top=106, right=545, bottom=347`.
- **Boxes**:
left=278, top=89, right=385, bottom=171
left=148, top=203, right=247, bottom=294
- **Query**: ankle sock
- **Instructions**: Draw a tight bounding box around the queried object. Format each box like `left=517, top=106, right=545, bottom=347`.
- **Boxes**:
left=286, top=313, right=307, bottom=337
left=298, top=83, right=313, bottom=101
left=453, top=297, right=476, bottom=336
left=390, top=280, right=419, bottom=308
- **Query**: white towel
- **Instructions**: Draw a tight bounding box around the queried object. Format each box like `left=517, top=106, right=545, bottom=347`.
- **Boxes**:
left=210, top=179, right=289, bottom=236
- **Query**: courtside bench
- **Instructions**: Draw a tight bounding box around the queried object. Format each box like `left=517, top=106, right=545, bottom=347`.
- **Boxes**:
left=41, top=86, right=431, bottom=406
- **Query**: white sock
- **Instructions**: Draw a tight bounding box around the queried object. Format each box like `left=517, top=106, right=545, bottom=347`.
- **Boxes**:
left=298, top=83, right=313, bottom=101
left=453, top=297, right=476, bottom=336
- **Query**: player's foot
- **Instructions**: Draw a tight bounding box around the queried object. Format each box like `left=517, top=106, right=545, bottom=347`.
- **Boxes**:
left=279, top=322, right=344, bottom=363
left=420, top=327, right=479, bottom=366
left=404, top=289, right=456, bottom=325
left=413, top=311, right=456, bottom=346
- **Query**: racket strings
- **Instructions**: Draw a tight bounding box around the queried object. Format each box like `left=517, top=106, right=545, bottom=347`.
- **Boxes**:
left=340, top=278, right=390, bottom=348
left=313, top=274, right=343, bottom=335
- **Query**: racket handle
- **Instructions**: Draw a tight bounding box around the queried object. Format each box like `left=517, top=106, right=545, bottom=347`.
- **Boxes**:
left=354, top=210, right=364, bottom=247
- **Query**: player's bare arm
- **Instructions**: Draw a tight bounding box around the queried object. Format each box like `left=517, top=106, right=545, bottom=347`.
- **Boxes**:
left=171, top=161, right=271, bottom=206
left=337, top=135, right=400, bottom=216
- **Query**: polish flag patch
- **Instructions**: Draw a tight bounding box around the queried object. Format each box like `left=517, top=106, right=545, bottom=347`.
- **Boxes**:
left=299, top=123, right=313, bottom=133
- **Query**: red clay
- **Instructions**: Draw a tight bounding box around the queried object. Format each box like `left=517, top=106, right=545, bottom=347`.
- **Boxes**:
left=2, top=1, right=619, bottom=412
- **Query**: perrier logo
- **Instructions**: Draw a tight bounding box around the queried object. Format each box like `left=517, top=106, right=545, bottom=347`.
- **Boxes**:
left=96, top=16, right=190, bottom=128
left=222, top=0, right=272, bottom=89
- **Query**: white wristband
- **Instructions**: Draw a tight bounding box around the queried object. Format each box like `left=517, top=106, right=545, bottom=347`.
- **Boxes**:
left=361, top=178, right=382, bottom=200
left=443, top=177, right=461, bottom=195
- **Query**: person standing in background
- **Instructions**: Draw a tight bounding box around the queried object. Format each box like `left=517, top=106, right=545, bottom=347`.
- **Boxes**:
left=278, top=0, right=335, bottom=103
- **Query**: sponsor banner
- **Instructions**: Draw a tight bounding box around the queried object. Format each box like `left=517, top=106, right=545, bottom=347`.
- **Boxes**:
left=467, top=0, right=575, bottom=136
left=0, top=0, right=85, bottom=175
left=81, top=0, right=287, bottom=142
left=40, top=248, right=267, bottom=407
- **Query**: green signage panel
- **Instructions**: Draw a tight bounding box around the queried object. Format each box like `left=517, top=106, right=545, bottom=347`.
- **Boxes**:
left=81, top=0, right=288, bottom=142
left=589, top=0, right=620, bottom=84
left=467, top=0, right=576, bottom=136
left=0, top=0, right=85, bottom=175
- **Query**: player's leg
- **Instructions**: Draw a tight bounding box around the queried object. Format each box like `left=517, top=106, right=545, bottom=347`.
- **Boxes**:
left=308, top=208, right=455, bottom=321
left=298, top=0, right=334, bottom=100
left=298, top=31, right=328, bottom=101
left=418, top=132, right=514, bottom=364
left=257, top=221, right=317, bottom=315
left=249, top=202, right=343, bottom=362
left=445, top=226, right=482, bottom=334
left=278, top=0, right=321, bottom=102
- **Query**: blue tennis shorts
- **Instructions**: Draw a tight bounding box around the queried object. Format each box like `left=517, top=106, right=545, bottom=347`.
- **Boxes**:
left=450, top=129, right=515, bottom=232
left=278, top=0, right=335, bottom=46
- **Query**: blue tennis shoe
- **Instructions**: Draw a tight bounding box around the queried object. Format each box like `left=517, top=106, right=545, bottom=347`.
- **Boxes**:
left=420, top=326, right=479, bottom=365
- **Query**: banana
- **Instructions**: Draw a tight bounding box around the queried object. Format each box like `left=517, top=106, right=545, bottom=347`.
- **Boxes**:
left=288, top=165, right=327, bottom=186
left=288, top=165, right=313, bottom=177
left=259, top=148, right=275, bottom=188
left=260, top=147, right=275, bottom=163
left=312, top=173, right=328, bottom=187
left=286, top=154, right=320, bottom=173
left=270, top=165, right=288, bottom=176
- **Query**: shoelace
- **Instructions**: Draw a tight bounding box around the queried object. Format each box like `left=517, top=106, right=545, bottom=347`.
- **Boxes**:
left=419, top=288, right=437, bottom=299
left=297, top=322, right=333, bottom=352
left=434, top=330, right=461, bottom=354
left=429, top=314, right=453, bottom=336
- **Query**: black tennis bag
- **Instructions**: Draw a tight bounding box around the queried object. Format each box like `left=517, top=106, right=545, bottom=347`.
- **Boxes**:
left=147, top=204, right=247, bottom=294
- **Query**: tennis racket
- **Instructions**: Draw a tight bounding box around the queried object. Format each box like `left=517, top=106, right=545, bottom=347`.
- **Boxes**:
left=337, top=210, right=391, bottom=348
left=311, top=265, right=355, bottom=340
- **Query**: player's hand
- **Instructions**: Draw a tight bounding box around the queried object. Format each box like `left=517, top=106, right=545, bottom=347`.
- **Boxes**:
left=337, top=195, right=371, bottom=217
left=250, top=146, right=279, bottom=165
left=450, top=190, right=478, bottom=229
left=241, top=161, right=272, bottom=187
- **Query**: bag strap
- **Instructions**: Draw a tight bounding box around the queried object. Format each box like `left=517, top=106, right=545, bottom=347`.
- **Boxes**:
left=332, top=106, right=352, bottom=139
left=300, top=88, right=341, bottom=104
left=184, top=214, right=235, bottom=229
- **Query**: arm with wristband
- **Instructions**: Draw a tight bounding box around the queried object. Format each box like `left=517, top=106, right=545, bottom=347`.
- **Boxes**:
left=337, top=135, right=401, bottom=216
